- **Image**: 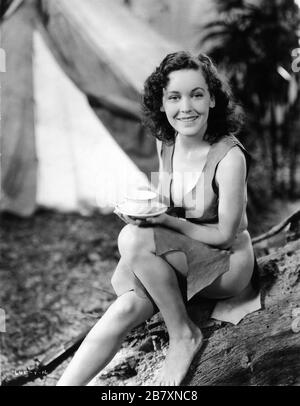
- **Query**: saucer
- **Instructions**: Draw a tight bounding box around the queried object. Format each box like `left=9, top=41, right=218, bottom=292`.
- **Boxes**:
left=115, top=203, right=168, bottom=218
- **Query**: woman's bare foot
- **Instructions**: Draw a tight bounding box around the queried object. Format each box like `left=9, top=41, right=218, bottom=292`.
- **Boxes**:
left=156, top=327, right=203, bottom=386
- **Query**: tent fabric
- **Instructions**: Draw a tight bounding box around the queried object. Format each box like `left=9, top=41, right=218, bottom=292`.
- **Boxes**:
left=40, top=0, right=179, bottom=99
left=1, top=0, right=179, bottom=216
left=33, top=30, right=149, bottom=215
left=126, top=0, right=216, bottom=52
left=0, top=0, right=24, bottom=20
left=1, top=1, right=37, bottom=216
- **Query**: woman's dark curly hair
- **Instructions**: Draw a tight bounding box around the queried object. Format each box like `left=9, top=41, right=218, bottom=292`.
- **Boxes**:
left=142, top=51, right=244, bottom=144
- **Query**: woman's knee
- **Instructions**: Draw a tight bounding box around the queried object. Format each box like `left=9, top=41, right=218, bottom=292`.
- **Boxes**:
left=110, top=293, right=144, bottom=322
left=85, top=296, right=138, bottom=343
left=133, top=253, right=181, bottom=289
left=117, top=224, right=155, bottom=260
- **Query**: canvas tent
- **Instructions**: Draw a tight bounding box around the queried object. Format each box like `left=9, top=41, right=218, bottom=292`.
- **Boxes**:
left=121, top=0, right=216, bottom=52
left=1, top=0, right=180, bottom=216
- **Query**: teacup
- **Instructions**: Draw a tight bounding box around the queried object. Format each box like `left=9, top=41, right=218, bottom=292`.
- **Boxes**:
left=122, top=190, right=159, bottom=215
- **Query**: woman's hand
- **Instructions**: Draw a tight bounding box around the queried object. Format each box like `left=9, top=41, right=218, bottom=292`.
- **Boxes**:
left=144, top=212, right=169, bottom=226
left=114, top=210, right=144, bottom=226
left=114, top=210, right=170, bottom=228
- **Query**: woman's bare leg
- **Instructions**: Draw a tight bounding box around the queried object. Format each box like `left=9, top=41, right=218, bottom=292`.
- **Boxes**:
left=118, top=225, right=203, bottom=386
left=130, top=251, right=203, bottom=386
left=56, top=290, right=155, bottom=386
left=58, top=221, right=202, bottom=387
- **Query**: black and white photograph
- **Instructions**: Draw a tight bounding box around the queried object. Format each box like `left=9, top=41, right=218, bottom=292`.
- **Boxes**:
left=1, top=0, right=300, bottom=389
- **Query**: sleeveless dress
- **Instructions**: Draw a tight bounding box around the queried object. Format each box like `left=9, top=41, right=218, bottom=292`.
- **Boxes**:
left=111, top=134, right=261, bottom=320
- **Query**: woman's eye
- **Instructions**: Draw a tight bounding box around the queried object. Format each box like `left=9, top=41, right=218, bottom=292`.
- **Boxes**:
left=193, top=93, right=204, bottom=98
left=168, top=96, right=179, bottom=101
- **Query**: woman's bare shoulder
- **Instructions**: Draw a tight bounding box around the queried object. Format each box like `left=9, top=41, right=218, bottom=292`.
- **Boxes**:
left=218, top=145, right=246, bottom=171
left=216, top=146, right=247, bottom=184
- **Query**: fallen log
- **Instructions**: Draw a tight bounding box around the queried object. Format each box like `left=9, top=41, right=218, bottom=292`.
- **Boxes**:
left=183, top=238, right=300, bottom=386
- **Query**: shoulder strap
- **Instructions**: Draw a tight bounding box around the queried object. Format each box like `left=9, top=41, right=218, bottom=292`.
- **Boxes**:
left=157, top=141, right=174, bottom=206
left=227, top=135, right=252, bottom=179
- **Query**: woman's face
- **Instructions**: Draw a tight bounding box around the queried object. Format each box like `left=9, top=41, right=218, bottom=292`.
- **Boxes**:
left=161, top=68, right=215, bottom=139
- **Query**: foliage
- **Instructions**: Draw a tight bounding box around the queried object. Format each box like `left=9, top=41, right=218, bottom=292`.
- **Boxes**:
left=199, top=0, right=300, bottom=197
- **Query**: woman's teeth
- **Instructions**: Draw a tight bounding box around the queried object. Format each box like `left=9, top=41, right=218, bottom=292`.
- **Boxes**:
left=178, top=116, right=198, bottom=122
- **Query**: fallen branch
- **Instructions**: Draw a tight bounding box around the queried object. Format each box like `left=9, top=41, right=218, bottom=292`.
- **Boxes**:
left=252, top=210, right=300, bottom=245
left=1, top=328, right=90, bottom=386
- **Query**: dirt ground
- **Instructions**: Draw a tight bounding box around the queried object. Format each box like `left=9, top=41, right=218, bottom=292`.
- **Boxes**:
left=0, top=209, right=123, bottom=385
left=1, top=198, right=299, bottom=386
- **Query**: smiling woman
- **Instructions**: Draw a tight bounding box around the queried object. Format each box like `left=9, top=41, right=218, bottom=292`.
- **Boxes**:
left=57, top=51, right=260, bottom=387
left=142, top=51, right=243, bottom=145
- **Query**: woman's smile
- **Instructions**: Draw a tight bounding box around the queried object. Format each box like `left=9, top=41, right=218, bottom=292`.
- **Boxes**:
left=176, top=115, right=201, bottom=128
left=177, top=116, right=199, bottom=122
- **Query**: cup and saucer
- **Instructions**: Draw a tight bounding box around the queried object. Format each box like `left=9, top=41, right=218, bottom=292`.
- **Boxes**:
left=114, top=190, right=167, bottom=219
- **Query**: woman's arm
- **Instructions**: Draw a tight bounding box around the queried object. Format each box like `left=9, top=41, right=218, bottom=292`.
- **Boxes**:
left=151, top=147, right=247, bottom=249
